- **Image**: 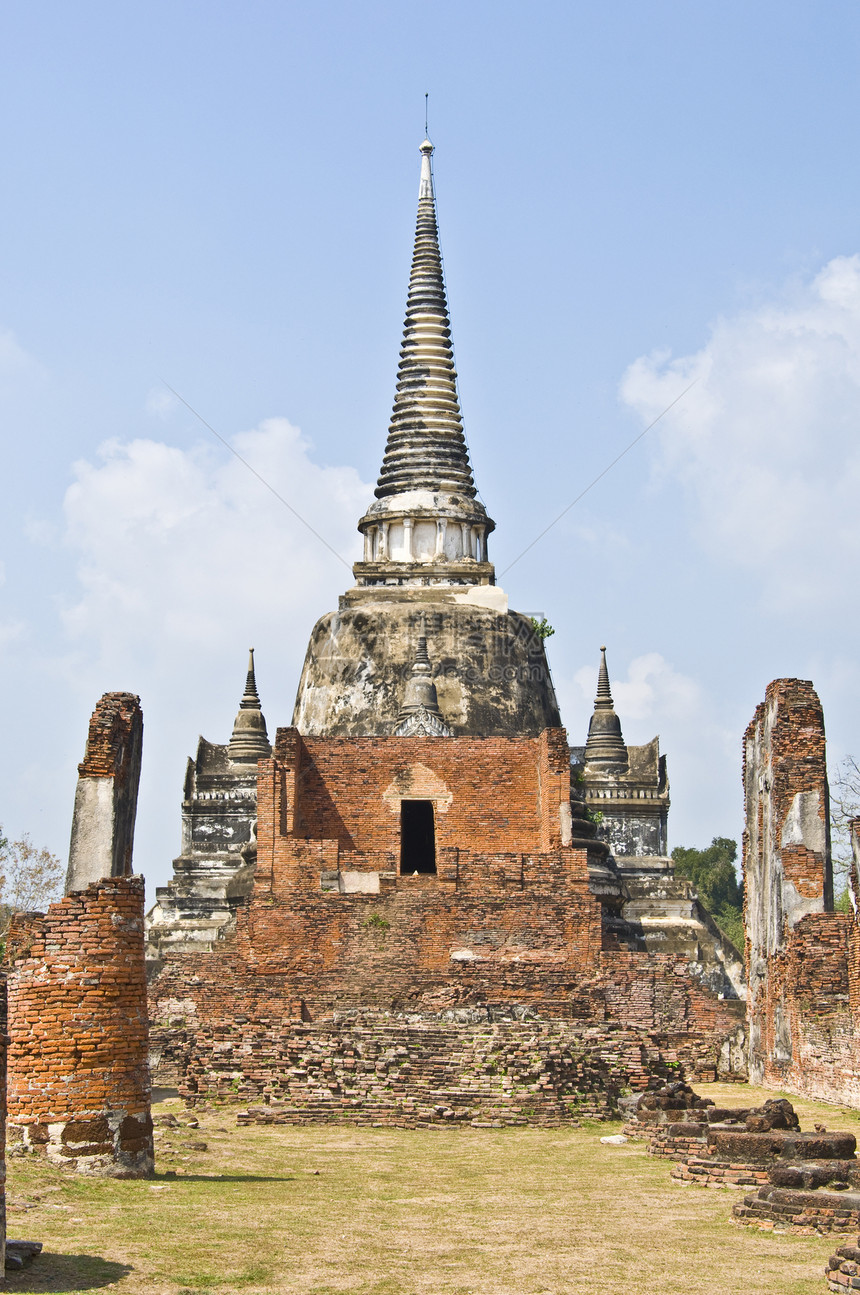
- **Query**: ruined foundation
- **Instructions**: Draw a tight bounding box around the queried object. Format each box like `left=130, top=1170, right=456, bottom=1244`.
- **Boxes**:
left=827, top=1237, right=860, bottom=1290
left=151, top=1013, right=716, bottom=1127
left=6, top=877, right=153, bottom=1177
left=0, top=978, right=7, bottom=1282
left=743, top=680, right=860, bottom=1106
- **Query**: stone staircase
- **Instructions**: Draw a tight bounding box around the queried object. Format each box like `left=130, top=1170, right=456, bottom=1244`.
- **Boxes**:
left=162, top=1016, right=680, bottom=1128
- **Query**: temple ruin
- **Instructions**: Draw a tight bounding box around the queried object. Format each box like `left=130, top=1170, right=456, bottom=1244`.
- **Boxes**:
left=743, top=678, right=860, bottom=1106
left=146, top=652, right=270, bottom=954
left=5, top=693, right=153, bottom=1177
left=143, top=138, right=746, bottom=1114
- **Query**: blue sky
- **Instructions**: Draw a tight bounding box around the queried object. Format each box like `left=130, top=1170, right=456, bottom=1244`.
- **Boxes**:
left=2, top=1, right=860, bottom=895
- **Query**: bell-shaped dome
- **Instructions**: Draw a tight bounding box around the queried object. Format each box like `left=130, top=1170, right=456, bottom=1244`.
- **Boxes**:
left=228, top=649, right=272, bottom=765
left=584, top=647, right=629, bottom=772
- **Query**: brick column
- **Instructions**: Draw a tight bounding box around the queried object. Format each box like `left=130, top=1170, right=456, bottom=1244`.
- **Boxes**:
left=6, top=877, right=153, bottom=1177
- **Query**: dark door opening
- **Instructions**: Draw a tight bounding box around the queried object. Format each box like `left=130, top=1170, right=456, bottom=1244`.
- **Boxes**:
left=400, top=800, right=436, bottom=874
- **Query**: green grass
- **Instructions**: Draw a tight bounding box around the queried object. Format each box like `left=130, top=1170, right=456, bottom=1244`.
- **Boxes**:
left=3, top=1081, right=857, bottom=1295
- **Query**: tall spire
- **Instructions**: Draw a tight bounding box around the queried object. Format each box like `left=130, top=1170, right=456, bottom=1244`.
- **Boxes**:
left=228, top=649, right=272, bottom=765
left=354, top=139, right=495, bottom=591
left=374, top=139, right=477, bottom=499
left=584, top=647, right=629, bottom=772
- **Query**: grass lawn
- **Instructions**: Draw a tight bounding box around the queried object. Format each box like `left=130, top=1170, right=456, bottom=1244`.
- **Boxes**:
left=5, top=1081, right=858, bottom=1295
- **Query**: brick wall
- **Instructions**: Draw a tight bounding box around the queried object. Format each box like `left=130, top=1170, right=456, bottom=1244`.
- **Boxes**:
left=740, top=682, right=860, bottom=1105
left=148, top=723, right=746, bottom=1110
left=744, top=679, right=834, bottom=1088
left=0, top=978, right=7, bottom=1274
left=262, top=727, right=570, bottom=868
left=6, top=877, right=153, bottom=1177
left=148, top=900, right=745, bottom=1105
left=749, top=911, right=860, bottom=1105
left=151, top=1016, right=685, bottom=1124
left=77, top=692, right=142, bottom=782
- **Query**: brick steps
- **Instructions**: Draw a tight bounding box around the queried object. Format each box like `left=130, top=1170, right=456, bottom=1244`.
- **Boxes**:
left=158, top=1017, right=687, bottom=1127
left=735, top=1187, right=860, bottom=1235
left=672, top=1158, right=770, bottom=1188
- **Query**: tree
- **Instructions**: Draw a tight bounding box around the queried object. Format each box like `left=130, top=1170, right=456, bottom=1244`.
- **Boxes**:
left=529, top=616, right=555, bottom=641
left=831, top=755, right=860, bottom=907
left=0, top=828, right=64, bottom=935
left=671, top=836, right=744, bottom=952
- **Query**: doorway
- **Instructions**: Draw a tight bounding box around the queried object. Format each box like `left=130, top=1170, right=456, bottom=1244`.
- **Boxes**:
left=400, top=800, right=436, bottom=874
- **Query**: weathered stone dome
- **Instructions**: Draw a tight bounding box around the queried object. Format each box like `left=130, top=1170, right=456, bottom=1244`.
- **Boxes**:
left=292, top=140, right=560, bottom=739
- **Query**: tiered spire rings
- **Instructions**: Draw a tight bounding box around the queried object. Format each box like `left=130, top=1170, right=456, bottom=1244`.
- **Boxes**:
left=354, top=139, right=495, bottom=589
left=584, top=647, right=629, bottom=772
left=227, top=649, right=272, bottom=765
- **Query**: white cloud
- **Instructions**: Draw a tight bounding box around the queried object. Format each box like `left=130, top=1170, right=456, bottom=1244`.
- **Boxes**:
left=0, top=328, right=41, bottom=377
left=571, top=651, right=701, bottom=725
left=55, top=418, right=373, bottom=891
left=61, top=418, right=368, bottom=666
left=144, top=388, right=177, bottom=419
left=621, top=254, right=860, bottom=609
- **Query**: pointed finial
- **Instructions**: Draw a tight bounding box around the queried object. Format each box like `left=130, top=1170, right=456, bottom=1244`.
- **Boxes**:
left=394, top=632, right=451, bottom=735
left=419, top=135, right=434, bottom=199
left=242, top=647, right=260, bottom=705
left=229, top=648, right=271, bottom=764
left=595, top=646, right=613, bottom=708
left=354, top=130, right=496, bottom=584
left=584, top=645, right=628, bottom=771
left=425, top=92, right=429, bottom=140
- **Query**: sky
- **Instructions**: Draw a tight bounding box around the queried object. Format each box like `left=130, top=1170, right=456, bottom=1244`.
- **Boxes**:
left=2, top=0, right=860, bottom=900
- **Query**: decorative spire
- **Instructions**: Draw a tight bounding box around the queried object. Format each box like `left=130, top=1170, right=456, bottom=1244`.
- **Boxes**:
left=242, top=648, right=260, bottom=703
left=228, top=649, right=272, bottom=764
left=584, top=647, right=629, bottom=772
left=596, top=645, right=613, bottom=705
left=354, top=139, right=495, bottom=590
left=394, top=631, right=451, bottom=736
left=375, top=138, right=477, bottom=499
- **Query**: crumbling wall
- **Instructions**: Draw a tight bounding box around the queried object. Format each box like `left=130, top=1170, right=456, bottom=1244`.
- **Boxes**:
left=148, top=882, right=746, bottom=1102
left=851, top=817, right=860, bottom=911
left=751, top=909, right=860, bottom=1104
left=66, top=692, right=143, bottom=893
left=742, top=678, right=860, bottom=1101
left=6, top=877, right=153, bottom=1176
left=7, top=690, right=153, bottom=1175
left=744, top=679, right=832, bottom=972
left=267, top=727, right=571, bottom=863
left=0, top=977, right=7, bottom=1280
left=149, top=1015, right=695, bottom=1123
left=148, top=719, right=745, bottom=1102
